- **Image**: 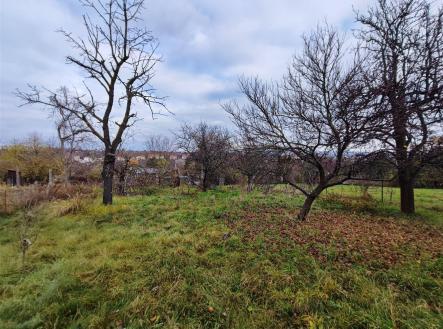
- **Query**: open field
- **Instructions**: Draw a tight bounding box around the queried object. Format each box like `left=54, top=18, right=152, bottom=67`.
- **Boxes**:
left=0, top=186, right=442, bottom=328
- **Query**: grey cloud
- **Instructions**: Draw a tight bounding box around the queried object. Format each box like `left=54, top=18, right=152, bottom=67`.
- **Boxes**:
left=1, top=0, right=376, bottom=148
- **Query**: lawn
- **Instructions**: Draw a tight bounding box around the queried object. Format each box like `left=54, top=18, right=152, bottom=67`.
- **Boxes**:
left=325, top=185, right=443, bottom=224
left=0, top=186, right=442, bottom=328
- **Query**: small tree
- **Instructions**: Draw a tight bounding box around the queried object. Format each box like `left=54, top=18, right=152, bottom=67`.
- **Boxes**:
left=176, top=122, right=231, bottom=191
left=145, top=135, right=176, bottom=152
left=356, top=0, right=443, bottom=213
left=17, top=0, right=165, bottom=204
left=114, top=150, right=131, bottom=195
left=52, top=100, right=89, bottom=183
left=225, top=25, right=376, bottom=220
left=232, top=138, right=276, bottom=192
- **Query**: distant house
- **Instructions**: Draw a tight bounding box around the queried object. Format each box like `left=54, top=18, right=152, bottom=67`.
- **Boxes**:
left=73, top=155, right=95, bottom=164
left=146, top=151, right=165, bottom=160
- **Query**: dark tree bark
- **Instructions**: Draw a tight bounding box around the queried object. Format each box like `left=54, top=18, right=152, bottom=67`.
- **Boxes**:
left=17, top=0, right=165, bottom=205
left=356, top=0, right=443, bottom=214
left=202, top=169, right=208, bottom=192
left=398, top=169, right=415, bottom=213
left=299, top=195, right=316, bottom=221
left=102, top=153, right=115, bottom=204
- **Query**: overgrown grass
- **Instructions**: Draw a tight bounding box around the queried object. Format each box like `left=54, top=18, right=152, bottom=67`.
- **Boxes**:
left=0, top=186, right=442, bottom=328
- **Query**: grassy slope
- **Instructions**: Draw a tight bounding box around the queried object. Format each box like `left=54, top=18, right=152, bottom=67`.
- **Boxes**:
left=0, top=187, right=442, bottom=329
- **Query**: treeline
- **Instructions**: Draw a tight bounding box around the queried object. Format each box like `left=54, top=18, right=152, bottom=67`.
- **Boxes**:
left=0, top=135, right=101, bottom=184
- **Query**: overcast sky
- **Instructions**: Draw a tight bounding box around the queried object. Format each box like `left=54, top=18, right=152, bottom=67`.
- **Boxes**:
left=0, top=0, right=375, bottom=149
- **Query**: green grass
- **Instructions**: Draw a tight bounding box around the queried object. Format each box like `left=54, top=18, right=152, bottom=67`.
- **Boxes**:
left=0, top=186, right=442, bottom=328
left=323, top=185, right=443, bottom=224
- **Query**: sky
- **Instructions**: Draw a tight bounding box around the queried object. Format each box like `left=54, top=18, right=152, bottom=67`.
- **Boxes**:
left=0, top=0, right=375, bottom=149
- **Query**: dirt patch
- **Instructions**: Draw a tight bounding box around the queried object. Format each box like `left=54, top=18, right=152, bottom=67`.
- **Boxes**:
left=227, top=207, right=443, bottom=268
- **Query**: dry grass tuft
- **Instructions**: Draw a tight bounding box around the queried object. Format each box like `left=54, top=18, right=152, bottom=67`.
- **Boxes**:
left=56, top=195, right=89, bottom=217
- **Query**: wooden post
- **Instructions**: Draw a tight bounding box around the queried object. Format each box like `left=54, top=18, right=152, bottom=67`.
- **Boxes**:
left=48, top=169, right=54, bottom=185
left=16, top=167, right=21, bottom=187
left=3, top=189, right=6, bottom=213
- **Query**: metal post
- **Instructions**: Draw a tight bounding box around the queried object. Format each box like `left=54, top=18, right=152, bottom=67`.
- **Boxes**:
left=381, top=180, right=384, bottom=203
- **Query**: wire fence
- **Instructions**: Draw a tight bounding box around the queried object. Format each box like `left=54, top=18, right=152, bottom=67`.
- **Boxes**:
left=0, top=183, right=96, bottom=214
left=0, top=185, right=41, bottom=214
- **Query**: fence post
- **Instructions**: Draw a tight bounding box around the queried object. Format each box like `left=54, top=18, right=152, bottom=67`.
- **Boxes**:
left=16, top=167, right=21, bottom=187
left=381, top=180, right=384, bottom=203
left=48, top=168, right=54, bottom=185
left=3, top=189, right=6, bottom=213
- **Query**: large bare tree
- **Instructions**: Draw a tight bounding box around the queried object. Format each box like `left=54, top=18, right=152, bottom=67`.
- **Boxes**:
left=225, top=25, right=376, bottom=220
left=355, top=0, right=443, bottom=214
left=17, top=0, right=165, bottom=204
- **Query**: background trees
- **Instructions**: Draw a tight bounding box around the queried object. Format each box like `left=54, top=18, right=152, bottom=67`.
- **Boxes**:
left=17, top=0, right=165, bottom=205
left=51, top=99, right=89, bottom=183
left=0, top=135, right=62, bottom=184
left=225, top=25, right=376, bottom=220
left=176, top=122, right=231, bottom=191
left=145, top=135, right=176, bottom=153
left=232, top=137, right=277, bottom=192
left=356, top=0, right=443, bottom=213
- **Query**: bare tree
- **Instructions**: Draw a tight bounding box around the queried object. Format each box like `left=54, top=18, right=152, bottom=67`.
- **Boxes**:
left=17, top=0, right=165, bottom=204
left=145, top=135, right=176, bottom=152
left=114, top=150, right=131, bottom=195
left=356, top=0, right=443, bottom=214
left=232, top=137, right=276, bottom=192
left=225, top=25, right=376, bottom=220
left=51, top=97, right=89, bottom=182
left=176, top=122, right=231, bottom=191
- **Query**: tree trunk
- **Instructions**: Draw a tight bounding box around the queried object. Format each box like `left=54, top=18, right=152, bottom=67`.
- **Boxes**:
left=398, top=170, right=415, bottom=214
left=102, top=153, right=115, bottom=205
left=298, top=195, right=316, bottom=221
left=246, top=175, right=255, bottom=192
left=201, top=169, right=208, bottom=192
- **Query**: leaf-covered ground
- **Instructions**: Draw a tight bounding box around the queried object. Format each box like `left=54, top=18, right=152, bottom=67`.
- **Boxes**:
left=0, top=186, right=442, bottom=328
left=228, top=206, right=443, bottom=268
